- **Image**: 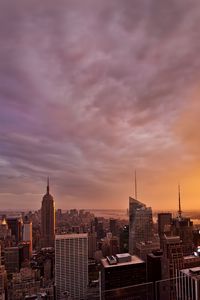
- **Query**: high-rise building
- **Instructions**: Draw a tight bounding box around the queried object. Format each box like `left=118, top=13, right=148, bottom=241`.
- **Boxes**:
left=171, top=185, right=193, bottom=256
left=0, top=265, right=6, bottom=300
left=109, top=237, right=119, bottom=256
left=193, top=229, right=200, bottom=248
left=19, top=242, right=31, bottom=265
left=162, top=236, right=184, bottom=279
left=22, top=217, right=32, bottom=255
left=184, top=254, right=200, bottom=269
left=0, top=218, right=11, bottom=240
left=177, top=267, right=200, bottom=300
left=6, top=216, right=23, bottom=244
left=158, top=213, right=172, bottom=236
left=161, top=236, right=184, bottom=300
left=172, top=217, right=193, bottom=256
left=129, top=197, right=153, bottom=254
left=158, top=213, right=172, bottom=248
left=41, top=178, right=55, bottom=248
left=109, top=219, right=118, bottom=237
left=88, top=232, right=97, bottom=259
left=100, top=253, right=148, bottom=300
left=120, top=225, right=129, bottom=253
left=147, top=250, right=163, bottom=282
left=94, top=218, right=105, bottom=240
left=55, top=233, right=88, bottom=300
left=147, top=250, right=163, bottom=300
left=135, top=240, right=160, bottom=262
left=4, top=247, right=20, bottom=274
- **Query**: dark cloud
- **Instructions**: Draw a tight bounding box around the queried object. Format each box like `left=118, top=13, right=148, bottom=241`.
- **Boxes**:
left=1, top=0, right=200, bottom=210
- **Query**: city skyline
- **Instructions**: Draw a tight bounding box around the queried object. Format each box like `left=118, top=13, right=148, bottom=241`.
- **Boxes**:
left=1, top=0, right=200, bottom=210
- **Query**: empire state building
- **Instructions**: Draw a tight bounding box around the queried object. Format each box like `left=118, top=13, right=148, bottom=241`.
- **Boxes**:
left=41, top=178, right=55, bottom=248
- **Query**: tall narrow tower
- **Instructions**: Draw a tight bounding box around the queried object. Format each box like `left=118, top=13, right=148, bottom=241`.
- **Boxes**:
left=171, top=185, right=193, bottom=256
left=178, top=184, right=182, bottom=219
left=134, top=170, right=137, bottom=200
left=41, top=178, right=55, bottom=248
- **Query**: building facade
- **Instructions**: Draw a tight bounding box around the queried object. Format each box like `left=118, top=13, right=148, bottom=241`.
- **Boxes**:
left=100, top=254, right=149, bottom=300
left=6, top=216, right=22, bottom=245
left=120, top=225, right=129, bottom=253
left=177, top=267, right=200, bottom=300
left=162, top=236, right=184, bottom=300
left=4, top=247, right=20, bottom=274
left=135, top=240, right=160, bottom=262
left=22, top=219, right=32, bottom=255
left=88, top=232, right=97, bottom=259
left=172, top=217, right=193, bottom=256
left=55, top=233, right=88, bottom=300
left=129, top=197, right=153, bottom=254
left=158, top=213, right=172, bottom=249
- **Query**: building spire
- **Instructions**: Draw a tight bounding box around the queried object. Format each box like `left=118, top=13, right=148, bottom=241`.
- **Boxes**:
left=47, top=177, right=50, bottom=194
left=178, top=183, right=182, bottom=219
left=134, top=170, right=138, bottom=199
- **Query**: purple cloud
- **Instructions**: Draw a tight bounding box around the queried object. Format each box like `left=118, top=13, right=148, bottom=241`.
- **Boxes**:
left=1, top=0, right=200, bottom=210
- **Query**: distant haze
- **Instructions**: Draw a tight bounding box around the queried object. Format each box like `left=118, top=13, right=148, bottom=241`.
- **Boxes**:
left=1, top=0, right=200, bottom=210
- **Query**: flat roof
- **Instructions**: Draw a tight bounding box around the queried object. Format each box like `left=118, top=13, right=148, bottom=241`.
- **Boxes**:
left=181, top=267, right=200, bottom=277
left=101, top=255, right=144, bottom=268
left=116, top=253, right=131, bottom=259
left=164, top=236, right=180, bottom=243
left=184, top=255, right=200, bottom=260
left=148, top=252, right=163, bottom=258
left=5, top=247, right=18, bottom=250
left=56, top=233, right=88, bottom=240
left=190, top=267, right=200, bottom=272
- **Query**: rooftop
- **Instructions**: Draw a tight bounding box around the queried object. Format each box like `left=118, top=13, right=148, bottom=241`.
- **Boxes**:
left=136, top=241, right=160, bottom=248
left=183, top=255, right=200, bottom=261
left=115, top=253, right=131, bottom=259
left=148, top=250, right=163, bottom=258
left=56, top=233, right=88, bottom=240
left=181, top=267, right=200, bottom=277
left=101, top=255, right=144, bottom=268
left=164, top=235, right=181, bottom=243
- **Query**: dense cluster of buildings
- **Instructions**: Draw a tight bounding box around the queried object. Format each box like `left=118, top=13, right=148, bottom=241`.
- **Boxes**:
left=0, top=180, right=200, bottom=299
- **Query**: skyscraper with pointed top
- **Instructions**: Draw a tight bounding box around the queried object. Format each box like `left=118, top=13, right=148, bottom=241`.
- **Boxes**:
left=171, top=184, right=193, bottom=255
left=129, top=172, right=153, bottom=254
left=129, top=197, right=153, bottom=254
left=41, top=178, right=55, bottom=248
left=178, top=184, right=182, bottom=219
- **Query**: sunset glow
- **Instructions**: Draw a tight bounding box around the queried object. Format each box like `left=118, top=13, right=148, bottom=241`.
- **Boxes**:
left=1, top=0, right=200, bottom=210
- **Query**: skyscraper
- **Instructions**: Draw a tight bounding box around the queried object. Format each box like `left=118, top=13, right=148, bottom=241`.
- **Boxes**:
left=171, top=185, right=193, bottom=256
left=0, top=265, right=6, bottom=300
left=6, top=216, right=23, bottom=244
left=161, top=236, right=184, bottom=300
left=109, top=219, right=118, bottom=237
left=100, top=254, right=147, bottom=300
left=129, top=197, right=153, bottom=254
left=158, top=213, right=172, bottom=237
left=55, top=233, right=88, bottom=300
left=158, top=212, right=172, bottom=249
left=172, top=217, right=193, bottom=256
left=177, top=267, right=200, bottom=300
left=22, top=217, right=32, bottom=255
left=88, top=232, right=97, bottom=259
left=4, top=247, right=20, bottom=274
left=120, top=225, right=129, bottom=253
left=41, top=178, right=55, bottom=248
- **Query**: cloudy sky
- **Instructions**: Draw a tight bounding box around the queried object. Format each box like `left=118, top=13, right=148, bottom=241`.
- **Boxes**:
left=1, top=0, right=200, bottom=211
